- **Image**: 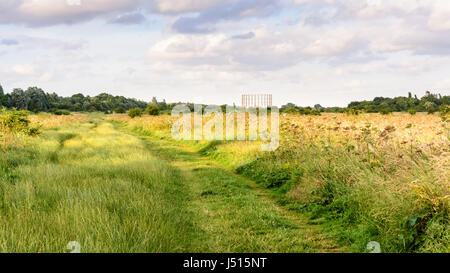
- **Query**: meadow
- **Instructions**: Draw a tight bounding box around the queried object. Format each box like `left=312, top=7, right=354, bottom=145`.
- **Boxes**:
left=108, top=111, right=449, bottom=253
left=0, top=109, right=448, bottom=253
left=0, top=111, right=340, bottom=252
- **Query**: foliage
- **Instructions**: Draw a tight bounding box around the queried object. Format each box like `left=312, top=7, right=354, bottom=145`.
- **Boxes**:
left=280, top=105, right=322, bottom=115
left=0, top=117, right=337, bottom=252
left=0, top=84, right=7, bottom=106
left=0, top=108, right=40, bottom=136
left=113, top=107, right=125, bottom=114
left=145, top=105, right=160, bottom=116
left=342, top=92, right=449, bottom=114
left=113, top=112, right=450, bottom=253
left=346, top=108, right=361, bottom=115
left=1, top=85, right=448, bottom=117
left=50, top=109, right=71, bottom=116
left=128, top=108, right=143, bottom=118
left=0, top=84, right=149, bottom=113
left=283, top=92, right=449, bottom=115
left=439, top=105, right=450, bottom=121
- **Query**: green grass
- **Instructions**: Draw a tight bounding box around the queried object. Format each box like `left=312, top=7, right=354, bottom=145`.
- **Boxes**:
left=130, top=133, right=343, bottom=252
left=0, top=119, right=196, bottom=252
left=195, top=136, right=450, bottom=253
left=0, top=116, right=343, bottom=252
left=117, top=115, right=449, bottom=253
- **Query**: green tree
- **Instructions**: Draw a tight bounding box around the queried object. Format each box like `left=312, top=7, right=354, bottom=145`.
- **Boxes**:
left=25, top=87, right=50, bottom=112
left=113, top=107, right=125, bottom=114
left=9, top=88, right=28, bottom=110
left=0, top=84, right=6, bottom=106
left=145, top=105, right=160, bottom=116
left=423, top=101, right=437, bottom=114
left=314, top=104, right=324, bottom=111
left=160, top=99, right=167, bottom=109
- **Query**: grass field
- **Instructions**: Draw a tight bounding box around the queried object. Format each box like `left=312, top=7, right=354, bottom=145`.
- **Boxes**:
left=0, top=113, right=343, bottom=253
left=0, top=111, right=447, bottom=253
left=108, top=112, right=449, bottom=253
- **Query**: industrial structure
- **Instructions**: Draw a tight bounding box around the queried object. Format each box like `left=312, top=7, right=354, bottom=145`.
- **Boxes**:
left=241, top=94, right=272, bottom=108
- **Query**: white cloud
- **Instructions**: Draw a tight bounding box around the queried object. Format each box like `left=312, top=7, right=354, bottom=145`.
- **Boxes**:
left=154, top=0, right=227, bottom=13
left=427, top=0, right=450, bottom=31
left=18, top=0, right=136, bottom=16
left=433, top=78, right=450, bottom=89
left=148, top=23, right=371, bottom=72
left=302, top=28, right=360, bottom=57
left=0, top=0, right=145, bottom=26
left=11, top=64, right=36, bottom=75
left=1, top=0, right=450, bottom=107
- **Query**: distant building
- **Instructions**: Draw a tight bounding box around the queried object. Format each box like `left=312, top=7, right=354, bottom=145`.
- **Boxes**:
left=242, top=94, right=272, bottom=108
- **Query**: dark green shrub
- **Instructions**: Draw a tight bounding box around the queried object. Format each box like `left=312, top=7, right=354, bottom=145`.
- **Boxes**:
left=145, top=105, right=160, bottom=116
left=52, top=109, right=71, bottom=116
left=408, top=108, right=417, bottom=115
left=113, top=107, right=125, bottom=114
left=128, top=108, right=143, bottom=118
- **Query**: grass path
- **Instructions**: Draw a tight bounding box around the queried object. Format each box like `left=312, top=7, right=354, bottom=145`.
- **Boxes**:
left=117, top=121, right=343, bottom=253
left=0, top=117, right=343, bottom=252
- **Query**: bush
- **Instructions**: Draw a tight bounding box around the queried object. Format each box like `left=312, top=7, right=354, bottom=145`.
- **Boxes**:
left=145, top=105, right=160, bottom=116
left=380, top=108, right=392, bottom=115
left=439, top=105, right=449, bottom=121
left=0, top=108, right=40, bottom=136
left=282, top=108, right=299, bottom=114
left=51, top=109, right=71, bottom=116
left=113, top=107, right=126, bottom=114
left=408, top=108, right=417, bottom=115
left=128, top=108, right=143, bottom=118
left=308, top=109, right=322, bottom=116
left=346, top=108, right=360, bottom=115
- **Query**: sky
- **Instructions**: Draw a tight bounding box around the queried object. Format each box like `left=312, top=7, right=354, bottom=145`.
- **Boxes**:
left=0, top=0, right=450, bottom=107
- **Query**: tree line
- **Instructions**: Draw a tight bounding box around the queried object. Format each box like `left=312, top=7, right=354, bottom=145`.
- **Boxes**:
left=0, top=84, right=448, bottom=115
left=0, top=85, right=152, bottom=113
left=282, top=91, right=449, bottom=115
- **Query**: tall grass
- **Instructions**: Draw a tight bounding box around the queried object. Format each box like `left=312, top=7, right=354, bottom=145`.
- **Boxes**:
left=1, top=113, right=342, bottom=253
left=111, top=112, right=449, bottom=252
left=0, top=116, right=197, bottom=252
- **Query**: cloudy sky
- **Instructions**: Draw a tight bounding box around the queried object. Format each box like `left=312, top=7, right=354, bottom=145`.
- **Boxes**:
left=0, top=0, right=449, bottom=106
